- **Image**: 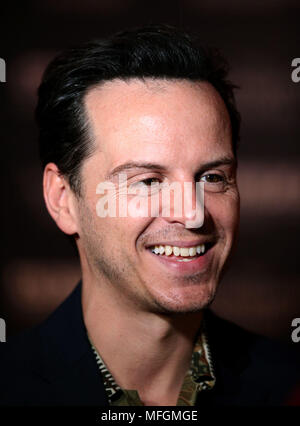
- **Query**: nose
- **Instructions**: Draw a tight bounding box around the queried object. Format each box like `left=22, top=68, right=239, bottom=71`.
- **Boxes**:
left=159, top=180, right=205, bottom=229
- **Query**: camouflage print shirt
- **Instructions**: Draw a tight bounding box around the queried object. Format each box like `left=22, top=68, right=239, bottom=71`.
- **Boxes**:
left=89, top=319, right=215, bottom=406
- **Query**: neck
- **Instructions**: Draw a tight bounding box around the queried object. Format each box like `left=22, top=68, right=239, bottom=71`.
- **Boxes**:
left=82, top=276, right=203, bottom=405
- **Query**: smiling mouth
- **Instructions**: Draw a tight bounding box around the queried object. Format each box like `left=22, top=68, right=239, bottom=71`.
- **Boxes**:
left=147, top=242, right=213, bottom=262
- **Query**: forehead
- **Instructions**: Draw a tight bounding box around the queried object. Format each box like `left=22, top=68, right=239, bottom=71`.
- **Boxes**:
left=84, top=78, right=232, bottom=171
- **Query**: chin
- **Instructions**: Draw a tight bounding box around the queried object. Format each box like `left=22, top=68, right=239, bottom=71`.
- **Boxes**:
left=151, top=286, right=216, bottom=315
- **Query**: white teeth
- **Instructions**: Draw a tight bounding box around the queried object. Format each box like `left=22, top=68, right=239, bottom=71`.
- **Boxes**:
left=177, top=258, right=193, bottom=262
left=159, top=245, right=165, bottom=255
left=189, top=247, right=196, bottom=256
left=165, top=245, right=172, bottom=256
left=180, top=248, right=189, bottom=257
left=150, top=243, right=207, bottom=258
left=196, top=244, right=205, bottom=254
left=173, top=246, right=180, bottom=256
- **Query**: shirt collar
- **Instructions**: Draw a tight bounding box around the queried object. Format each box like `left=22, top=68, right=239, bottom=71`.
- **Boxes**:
left=88, top=314, right=215, bottom=406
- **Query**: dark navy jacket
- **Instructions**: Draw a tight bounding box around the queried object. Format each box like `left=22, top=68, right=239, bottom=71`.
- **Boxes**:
left=0, top=283, right=299, bottom=406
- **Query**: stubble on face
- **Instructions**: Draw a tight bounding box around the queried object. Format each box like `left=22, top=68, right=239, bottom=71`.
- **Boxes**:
left=76, top=196, right=218, bottom=315
left=75, top=78, right=239, bottom=316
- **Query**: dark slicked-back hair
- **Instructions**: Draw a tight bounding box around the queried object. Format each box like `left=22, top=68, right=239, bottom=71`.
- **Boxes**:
left=36, top=24, right=240, bottom=195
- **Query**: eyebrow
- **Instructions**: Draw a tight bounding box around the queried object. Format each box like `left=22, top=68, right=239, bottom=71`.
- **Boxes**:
left=197, top=156, right=237, bottom=172
left=105, top=162, right=168, bottom=180
left=105, top=156, right=236, bottom=180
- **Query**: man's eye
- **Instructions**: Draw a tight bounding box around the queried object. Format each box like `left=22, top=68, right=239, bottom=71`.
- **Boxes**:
left=201, top=174, right=224, bottom=183
left=200, top=173, right=228, bottom=193
left=140, top=177, right=161, bottom=186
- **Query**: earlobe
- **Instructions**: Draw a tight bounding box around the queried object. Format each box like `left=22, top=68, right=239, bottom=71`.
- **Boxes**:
left=43, top=163, right=78, bottom=235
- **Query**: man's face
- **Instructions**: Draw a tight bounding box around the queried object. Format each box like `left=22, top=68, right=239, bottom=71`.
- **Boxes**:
left=75, top=78, right=239, bottom=314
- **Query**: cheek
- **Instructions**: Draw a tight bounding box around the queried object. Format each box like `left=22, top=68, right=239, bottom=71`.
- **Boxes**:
left=126, top=193, right=152, bottom=218
left=94, top=188, right=155, bottom=245
left=98, top=215, right=153, bottom=252
left=94, top=183, right=154, bottom=222
left=205, top=192, right=240, bottom=235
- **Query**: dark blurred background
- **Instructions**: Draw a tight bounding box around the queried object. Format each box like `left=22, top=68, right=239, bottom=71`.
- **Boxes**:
left=0, top=0, right=299, bottom=341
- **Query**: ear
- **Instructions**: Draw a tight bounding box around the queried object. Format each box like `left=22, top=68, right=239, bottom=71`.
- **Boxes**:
left=43, top=163, right=78, bottom=235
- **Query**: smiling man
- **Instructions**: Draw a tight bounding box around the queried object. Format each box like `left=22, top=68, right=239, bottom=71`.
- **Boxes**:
left=72, top=78, right=238, bottom=318
left=0, top=25, right=299, bottom=407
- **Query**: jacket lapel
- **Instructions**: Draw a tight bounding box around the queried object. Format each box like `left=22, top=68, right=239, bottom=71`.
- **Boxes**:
left=199, top=309, right=253, bottom=405
left=30, top=284, right=254, bottom=406
left=32, top=282, right=108, bottom=406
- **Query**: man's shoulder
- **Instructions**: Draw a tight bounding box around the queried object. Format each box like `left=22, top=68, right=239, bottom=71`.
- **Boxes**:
left=0, top=318, right=53, bottom=405
left=0, top=284, right=81, bottom=370
left=206, top=309, right=299, bottom=365
left=0, top=284, right=107, bottom=406
left=203, top=310, right=300, bottom=405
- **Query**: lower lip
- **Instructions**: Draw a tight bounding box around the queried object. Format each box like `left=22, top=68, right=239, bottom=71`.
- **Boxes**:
left=146, top=248, right=212, bottom=275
